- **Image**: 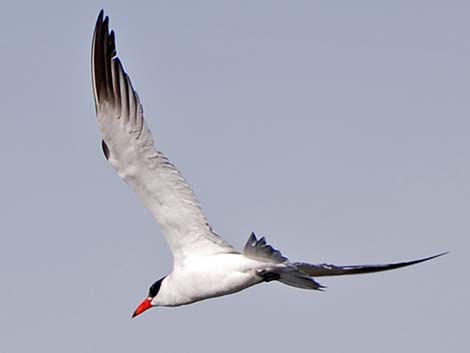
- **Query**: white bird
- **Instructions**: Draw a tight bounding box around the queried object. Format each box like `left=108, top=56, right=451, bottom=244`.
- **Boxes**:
left=91, top=10, right=446, bottom=318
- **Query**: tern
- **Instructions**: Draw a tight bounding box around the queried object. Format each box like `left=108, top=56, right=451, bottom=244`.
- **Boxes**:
left=91, top=11, right=446, bottom=318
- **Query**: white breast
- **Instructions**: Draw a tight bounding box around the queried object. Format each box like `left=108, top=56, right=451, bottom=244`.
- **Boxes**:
left=155, top=254, right=275, bottom=306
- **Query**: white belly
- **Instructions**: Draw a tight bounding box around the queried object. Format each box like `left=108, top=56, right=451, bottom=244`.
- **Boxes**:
left=158, top=253, right=273, bottom=306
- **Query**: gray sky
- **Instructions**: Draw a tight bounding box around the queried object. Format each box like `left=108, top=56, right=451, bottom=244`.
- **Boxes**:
left=0, top=1, right=467, bottom=352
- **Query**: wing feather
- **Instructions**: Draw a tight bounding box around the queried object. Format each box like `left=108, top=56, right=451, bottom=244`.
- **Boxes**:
left=91, top=11, right=235, bottom=265
left=294, top=252, right=448, bottom=277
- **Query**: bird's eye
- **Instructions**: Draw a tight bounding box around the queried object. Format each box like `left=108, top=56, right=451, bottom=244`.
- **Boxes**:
left=148, top=277, right=165, bottom=297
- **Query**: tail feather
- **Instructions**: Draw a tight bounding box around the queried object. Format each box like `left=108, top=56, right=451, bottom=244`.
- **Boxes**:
left=243, top=232, right=287, bottom=263
left=244, top=232, right=447, bottom=291
left=278, top=269, right=325, bottom=291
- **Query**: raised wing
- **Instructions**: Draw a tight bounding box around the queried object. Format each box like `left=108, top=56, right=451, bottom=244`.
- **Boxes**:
left=294, top=252, right=448, bottom=277
left=91, top=11, right=235, bottom=265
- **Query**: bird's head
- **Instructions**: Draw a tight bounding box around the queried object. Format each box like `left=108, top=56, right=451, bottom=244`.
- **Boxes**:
left=132, top=277, right=165, bottom=318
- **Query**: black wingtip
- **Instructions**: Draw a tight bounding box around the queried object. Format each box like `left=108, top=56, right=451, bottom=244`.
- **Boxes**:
left=103, top=15, right=109, bottom=34
left=417, top=251, right=449, bottom=263
left=296, top=251, right=449, bottom=278
left=95, top=10, right=105, bottom=29
left=108, top=30, right=116, bottom=57
left=354, top=251, right=449, bottom=274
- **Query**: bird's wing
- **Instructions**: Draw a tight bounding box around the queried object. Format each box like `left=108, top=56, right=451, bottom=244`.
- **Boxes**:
left=294, top=252, right=448, bottom=277
left=91, top=11, right=235, bottom=265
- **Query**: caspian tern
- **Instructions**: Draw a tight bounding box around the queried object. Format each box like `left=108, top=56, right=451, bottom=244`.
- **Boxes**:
left=91, top=10, right=446, bottom=318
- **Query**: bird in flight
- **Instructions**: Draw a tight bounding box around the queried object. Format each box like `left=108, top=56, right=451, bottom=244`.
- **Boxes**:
left=91, top=10, right=446, bottom=318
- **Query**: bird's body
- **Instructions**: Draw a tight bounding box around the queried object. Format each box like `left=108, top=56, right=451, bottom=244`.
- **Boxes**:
left=91, top=10, right=446, bottom=316
left=157, top=253, right=271, bottom=307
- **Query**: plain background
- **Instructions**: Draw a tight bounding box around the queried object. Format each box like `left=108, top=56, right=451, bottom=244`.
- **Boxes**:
left=0, top=1, right=467, bottom=352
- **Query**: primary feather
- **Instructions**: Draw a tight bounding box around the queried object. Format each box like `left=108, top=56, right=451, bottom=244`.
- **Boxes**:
left=91, top=11, right=235, bottom=266
left=91, top=11, right=447, bottom=313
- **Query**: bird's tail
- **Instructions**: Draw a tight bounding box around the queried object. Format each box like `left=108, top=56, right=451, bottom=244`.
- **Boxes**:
left=244, top=233, right=325, bottom=290
left=277, top=267, right=326, bottom=290
left=243, top=232, right=448, bottom=291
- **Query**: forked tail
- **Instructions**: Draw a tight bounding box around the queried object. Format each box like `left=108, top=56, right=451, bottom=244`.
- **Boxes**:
left=243, top=232, right=447, bottom=291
